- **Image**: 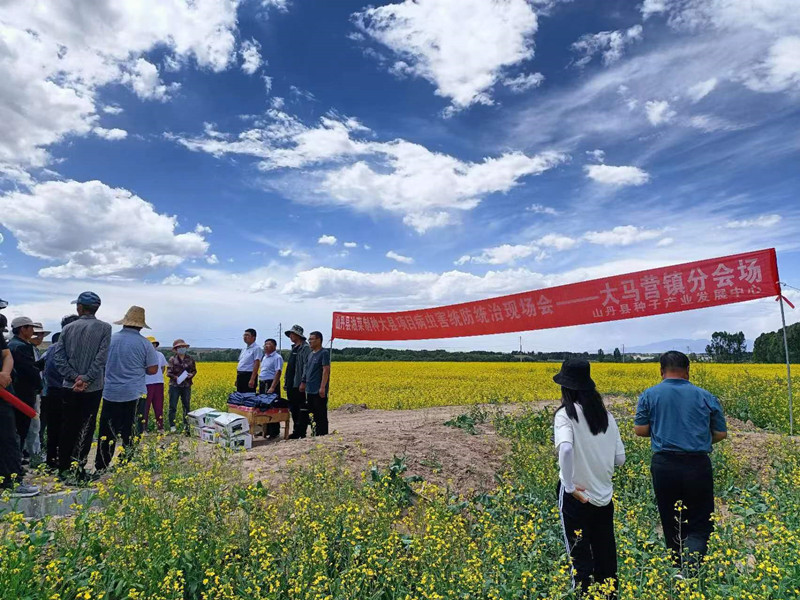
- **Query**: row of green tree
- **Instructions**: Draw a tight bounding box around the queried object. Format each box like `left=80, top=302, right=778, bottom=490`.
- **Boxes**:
left=156, top=325, right=798, bottom=363
left=752, top=322, right=800, bottom=363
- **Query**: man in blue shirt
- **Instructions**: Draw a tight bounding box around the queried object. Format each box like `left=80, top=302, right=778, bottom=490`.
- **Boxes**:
left=95, top=306, right=159, bottom=471
left=635, top=350, right=727, bottom=573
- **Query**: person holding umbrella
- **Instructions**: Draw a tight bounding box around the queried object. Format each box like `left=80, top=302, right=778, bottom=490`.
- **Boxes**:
left=552, top=358, right=626, bottom=598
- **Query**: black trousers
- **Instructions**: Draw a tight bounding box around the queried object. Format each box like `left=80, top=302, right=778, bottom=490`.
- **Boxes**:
left=0, top=399, right=23, bottom=488
left=58, top=389, right=102, bottom=473
left=287, top=387, right=308, bottom=437
left=168, top=385, right=192, bottom=429
left=41, top=387, right=65, bottom=468
left=558, top=482, right=617, bottom=598
left=13, top=385, right=36, bottom=451
left=651, top=452, right=714, bottom=568
left=306, top=393, right=329, bottom=436
left=95, top=399, right=138, bottom=471
left=258, top=380, right=281, bottom=437
left=236, top=371, right=255, bottom=393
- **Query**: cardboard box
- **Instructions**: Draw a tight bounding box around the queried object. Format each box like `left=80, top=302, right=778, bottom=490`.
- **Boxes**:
left=213, top=413, right=250, bottom=439
left=219, top=433, right=252, bottom=450
left=187, top=407, right=216, bottom=428
left=201, top=411, right=224, bottom=428
left=200, top=427, right=217, bottom=443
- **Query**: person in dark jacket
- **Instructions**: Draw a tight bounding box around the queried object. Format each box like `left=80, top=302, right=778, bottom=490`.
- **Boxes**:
left=8, top=317, right=42, bottom=454
left=1, top=316, right=40, bottom=497
left=40, top=315, right=80, bottom=469
left=283, top=325, right=311, bottom=439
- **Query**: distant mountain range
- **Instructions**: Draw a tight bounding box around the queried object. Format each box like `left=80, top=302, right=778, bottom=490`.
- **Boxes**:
left=625, top=339, right=709, bottom=354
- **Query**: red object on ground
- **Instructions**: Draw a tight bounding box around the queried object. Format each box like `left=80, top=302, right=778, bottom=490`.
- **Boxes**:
left=0, top=387, right=37, bottom=418
left=332, top=248, right=780, bottom=341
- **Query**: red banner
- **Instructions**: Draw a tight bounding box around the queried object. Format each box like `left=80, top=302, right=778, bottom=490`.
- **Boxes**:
left=332, top=248, right=780, bottom=341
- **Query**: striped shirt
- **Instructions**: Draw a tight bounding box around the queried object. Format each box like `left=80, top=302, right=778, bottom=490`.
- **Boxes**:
left=53, top=314, right=112, bottom=392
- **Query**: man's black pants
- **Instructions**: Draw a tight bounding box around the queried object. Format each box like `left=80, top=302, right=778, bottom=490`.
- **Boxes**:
left=58, top=389, right=102, bottom=473
left=95, top=399, right=138, bottom=471
left=651, top=452, right=714, bottom=568
left=236, top=371, right=255, bottom=393
left=558, top=482, right=617, bottom=598
left=13, top=385, right=36, bottom=451
left=306, top=393, right=328, bottom=436
left=41, top=387, right=65, bottom=468
left=258, top=380, right=281, bottom=437
left=0, top=399, right=23, bottom=488
left=287, top=387, right=308, bottom=437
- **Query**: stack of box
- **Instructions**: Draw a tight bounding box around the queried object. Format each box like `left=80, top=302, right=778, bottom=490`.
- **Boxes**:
left=184, top=407, right=253, bottom=450
left=213, top=413, right=252, bottom=450
left=187, top=407, right=216, bottom=439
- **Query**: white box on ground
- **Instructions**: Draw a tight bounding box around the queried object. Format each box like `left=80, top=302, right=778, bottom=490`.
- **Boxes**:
left=202, top=411, right=224, bottom=427
left=190, top=425, right=202, bottom=438
left=219, top=433, right=252, bottom=450
left=187, top=407, right=216, bottom=428
left=200, top=427, right=217, bottom=443
left=213, top=413, right=250, bottom=438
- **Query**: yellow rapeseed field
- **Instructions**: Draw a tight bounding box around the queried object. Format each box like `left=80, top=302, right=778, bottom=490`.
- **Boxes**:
left=190, top=361, right=798, bottom=432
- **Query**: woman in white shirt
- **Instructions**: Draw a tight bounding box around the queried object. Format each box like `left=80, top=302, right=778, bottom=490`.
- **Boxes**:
left=553, top=358, right=625, bottom=599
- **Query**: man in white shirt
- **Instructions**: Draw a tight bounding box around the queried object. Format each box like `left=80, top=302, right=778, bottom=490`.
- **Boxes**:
left=236, top=328, right=263, bottom=393
left=258, top=338, right=284, bottom=439
left=137, top=336, right=168, bottom=433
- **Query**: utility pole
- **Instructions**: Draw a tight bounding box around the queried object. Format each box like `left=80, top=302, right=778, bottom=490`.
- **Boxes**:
left=519, top=336, right=523, bottom=362
left=278, top=322, right=282, bottom=352
left=622, top=344, right=625, bottom=363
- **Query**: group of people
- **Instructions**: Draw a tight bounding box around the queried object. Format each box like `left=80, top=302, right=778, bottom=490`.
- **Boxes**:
left=0, top=292, right=171, bottom=496
left=0, top=293, right=334, bottom=498
left=552, top=350, right=727, bottom=596
left=230, top=323, right=331, bottom=439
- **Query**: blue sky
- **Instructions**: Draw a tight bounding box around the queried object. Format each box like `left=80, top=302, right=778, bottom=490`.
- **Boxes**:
left=1, top=0, right=798, bottom=352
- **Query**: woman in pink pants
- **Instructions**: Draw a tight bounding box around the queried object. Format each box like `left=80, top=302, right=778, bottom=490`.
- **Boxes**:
left=137, top=336, right=168, bottom=433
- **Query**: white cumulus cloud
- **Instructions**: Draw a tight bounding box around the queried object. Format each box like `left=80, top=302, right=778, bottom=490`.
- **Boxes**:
left=645, top=100, right=676, bottom=125
left=240, top=39, right=263, bottom=75
left=352, top=0, right=539, bottom=111
left=173, top=109, right=567, bottom=233
left=250, top=278, right=278, bottom=292
left=386, top=250, right=414, bottom=264
left=93, top=127, right=128, bottom=141
left=584, top=164, right=650, bottom=186
left=343, top=242, right=358, bottom=248
left=163, top=274, right=202, bottom=286
left=502, top=72, right=545, bottom=93
left=743, top=36, right=800, bottom=93
left=572, top=25, right=643, bottom=67
left=584, top=225, right=663, bottom=246
left=0, top=180, right=209, bottom=278
left=318, top=234, right=338, bottom=245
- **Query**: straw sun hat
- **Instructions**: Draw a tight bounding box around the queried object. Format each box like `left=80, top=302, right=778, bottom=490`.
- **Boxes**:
left=114, top=306, right=150, bottom=329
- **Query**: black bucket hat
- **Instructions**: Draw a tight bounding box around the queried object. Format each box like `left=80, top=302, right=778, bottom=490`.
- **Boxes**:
left=552, top=358, right=596, bottom=391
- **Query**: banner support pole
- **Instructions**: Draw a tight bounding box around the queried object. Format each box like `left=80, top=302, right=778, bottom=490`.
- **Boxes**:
left=778, top=289, right=794, bottom=435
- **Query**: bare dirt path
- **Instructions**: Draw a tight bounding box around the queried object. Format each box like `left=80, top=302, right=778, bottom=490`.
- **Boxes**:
left=228, top=402, right=544, bottom=495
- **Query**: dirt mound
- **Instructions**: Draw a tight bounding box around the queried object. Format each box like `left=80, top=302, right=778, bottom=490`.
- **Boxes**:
left=230, top=403, right=540, bottom=496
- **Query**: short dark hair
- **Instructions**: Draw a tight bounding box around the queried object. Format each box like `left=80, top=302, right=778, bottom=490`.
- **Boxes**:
left=245, top=328, right=257, bottom=339
left=265, top=338, right=277, bottom=346
left=0, top=314, right=6, bottom=330
left=309, top=330, right=323, bottom=343
left=660, top=350, right=689, bottom=372
left=61, top=314, right=79, bottom=328
left=79, top=303, right=99, bottom=315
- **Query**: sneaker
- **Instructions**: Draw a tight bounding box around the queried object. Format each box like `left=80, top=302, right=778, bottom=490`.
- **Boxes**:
left=10, top=483, right=39, bottom=498
left=170, top=426, right=177, bottom=433
left=21, top=456, right=30, bottom=466
left=287, top=432, right=305, bottom=440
